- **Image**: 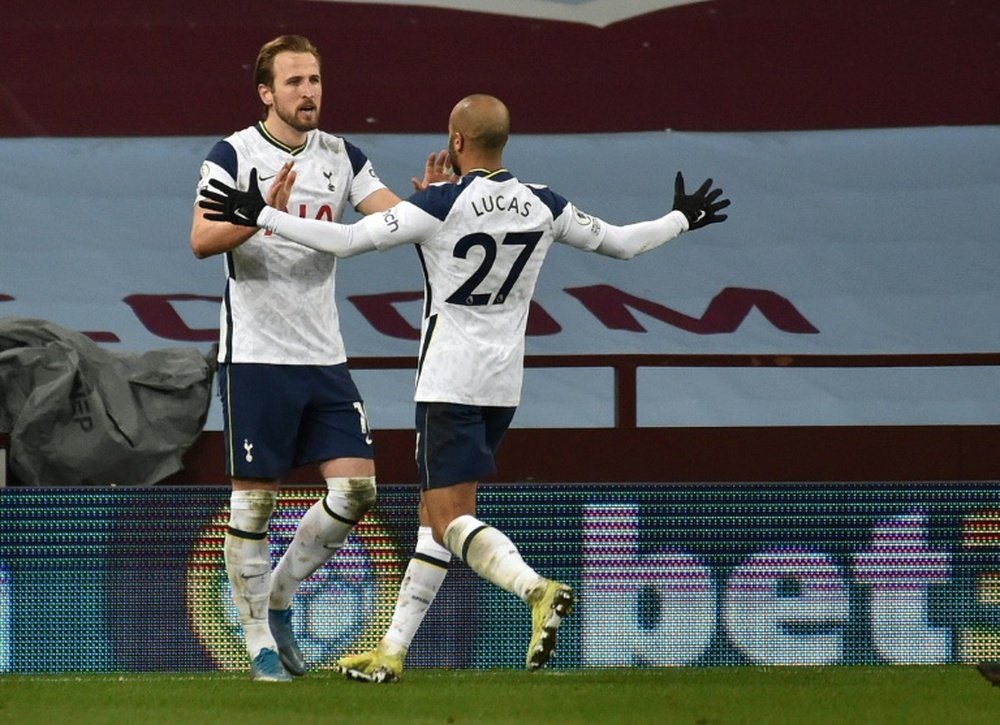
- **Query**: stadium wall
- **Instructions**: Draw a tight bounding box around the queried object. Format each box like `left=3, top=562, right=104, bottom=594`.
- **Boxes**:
left=4, top=0, right=999, bottom=136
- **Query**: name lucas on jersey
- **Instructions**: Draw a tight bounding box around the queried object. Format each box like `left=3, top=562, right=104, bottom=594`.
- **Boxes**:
left=471, top=194, right=531, bottom=218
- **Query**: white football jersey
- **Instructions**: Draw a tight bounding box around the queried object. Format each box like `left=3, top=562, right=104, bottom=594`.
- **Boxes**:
left=195, top=122, right=386, bottom=364
left=372, top=169, right=608, bottom=406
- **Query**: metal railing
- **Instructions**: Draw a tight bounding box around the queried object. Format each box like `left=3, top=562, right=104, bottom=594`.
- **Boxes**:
left=350, top=352, right=1000, bottom=429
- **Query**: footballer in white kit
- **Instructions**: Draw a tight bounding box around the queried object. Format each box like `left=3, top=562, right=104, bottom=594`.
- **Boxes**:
left=257, top=167, right=688, bottom=404
left=190, top=33, right=465, bottom=685
left=197, top=122, right=385, bottom=367
left=203, top=163, right=708, bottom=482
left=243, top=166, right=694, bottom=485
left=195, top=123, right=388, bottom=479
left=200, top=92, right=729, bottom=684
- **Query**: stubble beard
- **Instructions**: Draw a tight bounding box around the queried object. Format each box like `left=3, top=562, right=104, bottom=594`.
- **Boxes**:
left=275, top=101, right=320, bottom=134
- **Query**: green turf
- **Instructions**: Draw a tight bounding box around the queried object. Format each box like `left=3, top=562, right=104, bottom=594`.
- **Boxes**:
left=0, top=666, right=996, bottom=724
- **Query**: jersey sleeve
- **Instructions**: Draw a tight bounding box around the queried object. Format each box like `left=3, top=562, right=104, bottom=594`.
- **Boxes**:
left=590, top=210, right=689, bottom=259
left=257, top=200, right=439, bottom=257
left=553, top=196, right=690, bottom=260
left=344, top=140, right=388, bottom=208
left=195, top=139, right=237, bottom=202
left=552, top=201, right=610, bottom=251
left=366, top=201, right=441, bottom=251
left=525, top=184, right=610, bottom=252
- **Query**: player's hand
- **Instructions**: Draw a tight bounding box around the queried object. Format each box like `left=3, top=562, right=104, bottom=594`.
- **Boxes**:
left=198, top=168, right=266, bottom=226
left=266, top=161, right=296, bottom=212
left=411, top=150, right=457, bottom=191
left=672, top=172, right=730, bottom=230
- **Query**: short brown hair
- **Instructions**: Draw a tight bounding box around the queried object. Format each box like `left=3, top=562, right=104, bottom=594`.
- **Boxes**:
left=253, top=35, right=322, bottom=119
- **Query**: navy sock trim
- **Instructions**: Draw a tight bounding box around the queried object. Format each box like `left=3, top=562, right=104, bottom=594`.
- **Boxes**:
left=461, top=524, right=490, bottom=562
left=227, top=526, right=267, bottom=540
left=322, top=496, right=359, bottom=526
left=413, top=552, right=450, bottom=570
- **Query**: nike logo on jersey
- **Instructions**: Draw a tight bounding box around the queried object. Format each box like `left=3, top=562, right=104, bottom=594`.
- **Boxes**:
left=239, top=571, right=267, bottom=579
left=258, top=174, right=276, bottom=181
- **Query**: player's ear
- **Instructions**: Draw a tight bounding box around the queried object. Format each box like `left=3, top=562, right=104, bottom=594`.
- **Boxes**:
left=258, top=83, right=274, bottom=108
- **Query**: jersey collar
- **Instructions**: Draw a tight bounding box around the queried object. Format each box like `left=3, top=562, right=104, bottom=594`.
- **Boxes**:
left=466, top=167, right=514, bottom=182
left=255, top=121, right=309, bottom=155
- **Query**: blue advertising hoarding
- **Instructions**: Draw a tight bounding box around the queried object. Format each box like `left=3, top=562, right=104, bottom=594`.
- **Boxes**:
left=1, top=483, right=998, bottom=672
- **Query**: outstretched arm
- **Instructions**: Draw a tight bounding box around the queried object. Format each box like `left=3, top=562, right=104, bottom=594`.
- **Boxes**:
left=198, top=168, right=376, bottom=256
left=592, top=211, right=690, bottom=260
left=198, top=169, right=438, bottom=257
left=257, top=206, right=379, bottom=257
left=567, top=172, right=730, bottom=260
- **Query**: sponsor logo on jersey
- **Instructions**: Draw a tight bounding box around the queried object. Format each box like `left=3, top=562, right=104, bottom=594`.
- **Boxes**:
left=382, top=209, right=400, bottom=233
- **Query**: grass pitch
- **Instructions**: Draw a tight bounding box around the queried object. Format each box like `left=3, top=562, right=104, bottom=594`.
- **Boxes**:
left=0, top=666, right=996, bottom=724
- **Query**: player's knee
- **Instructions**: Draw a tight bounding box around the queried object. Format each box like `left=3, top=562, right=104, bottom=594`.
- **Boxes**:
left=326, top=475, right=377, bottom=519
left=228, top=489, right=277, bottom=534
left=441, top=514, right=484, bottom=560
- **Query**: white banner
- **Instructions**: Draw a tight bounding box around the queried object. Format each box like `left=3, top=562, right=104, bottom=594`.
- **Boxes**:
left=304, top=0, right=707, bottom=27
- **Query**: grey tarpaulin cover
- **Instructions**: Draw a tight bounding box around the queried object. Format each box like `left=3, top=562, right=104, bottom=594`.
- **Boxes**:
left=0, top=317, right=216, bottom=486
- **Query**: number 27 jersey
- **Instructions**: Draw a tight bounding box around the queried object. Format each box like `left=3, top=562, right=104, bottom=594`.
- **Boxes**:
left=371, top=168, right=607, bottom=407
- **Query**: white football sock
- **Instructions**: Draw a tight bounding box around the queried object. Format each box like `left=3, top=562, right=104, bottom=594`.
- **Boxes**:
left=381, top=526, right=451, bottom=657
left=225, top=489, right=277, bottom=658
left=269, top=476, right=376, bottom=611
left=443, top=515, right=543, bottom=602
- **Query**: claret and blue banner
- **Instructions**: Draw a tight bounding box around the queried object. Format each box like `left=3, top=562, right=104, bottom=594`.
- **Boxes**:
left=2, top=482, right=999, bottom=672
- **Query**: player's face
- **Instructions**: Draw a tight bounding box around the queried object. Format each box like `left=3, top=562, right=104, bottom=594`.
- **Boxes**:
left=267, top=52, right=322, bottom=133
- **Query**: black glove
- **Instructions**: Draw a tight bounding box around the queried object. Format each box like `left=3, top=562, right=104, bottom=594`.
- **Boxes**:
left=198, top=168, right=266, bottom=227
left=672, top=171, right=730, bottom=230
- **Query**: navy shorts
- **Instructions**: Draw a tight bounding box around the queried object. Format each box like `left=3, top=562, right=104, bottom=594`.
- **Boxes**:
left=219, top=362, right=374, bottom=479
left=415, top=402, right=516, bottom=489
